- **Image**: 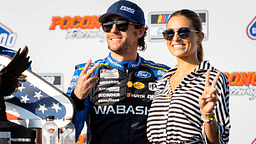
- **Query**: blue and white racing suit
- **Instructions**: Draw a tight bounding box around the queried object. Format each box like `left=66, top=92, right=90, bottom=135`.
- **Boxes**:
left=67, top=53, right=170, bottom=144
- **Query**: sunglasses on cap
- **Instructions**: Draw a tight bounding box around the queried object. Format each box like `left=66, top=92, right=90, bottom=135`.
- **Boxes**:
left=162, top=27, right=200, bottom=40
left=102, top=20, right=141, bottom=32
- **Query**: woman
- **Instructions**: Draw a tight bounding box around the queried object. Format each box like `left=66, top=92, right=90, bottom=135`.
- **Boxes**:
left=147, top=9, right=230, bottom=144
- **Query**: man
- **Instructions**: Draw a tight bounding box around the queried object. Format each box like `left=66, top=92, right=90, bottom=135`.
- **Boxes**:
left=66, top=0, right=170, bottom=143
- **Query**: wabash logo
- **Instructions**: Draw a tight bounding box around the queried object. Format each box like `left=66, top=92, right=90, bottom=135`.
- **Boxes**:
left=0, top=23, right=17, bottom=48
left=93, top=105, right=149, bottom=115
left=49, top=15, right=104, bottom=41
left=224, top=72, right=256, bottom=100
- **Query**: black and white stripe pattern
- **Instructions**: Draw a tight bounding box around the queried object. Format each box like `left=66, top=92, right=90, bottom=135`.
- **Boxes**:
left=147, top=61, right=230, bottom=144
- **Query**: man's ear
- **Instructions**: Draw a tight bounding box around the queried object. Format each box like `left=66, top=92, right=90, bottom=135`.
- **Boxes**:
left=138, top=26, right=145, bottom=38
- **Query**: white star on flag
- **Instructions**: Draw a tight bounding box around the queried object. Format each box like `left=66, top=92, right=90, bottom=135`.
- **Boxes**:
left=18, top=84, right=26, bottom=92
left=34, top=91, right=43, bottom=100
left=38, top=104, right=48, bottom=114
left=52, top=103, right=62, bottom=113
left=20, top=95, right=30, bottom=103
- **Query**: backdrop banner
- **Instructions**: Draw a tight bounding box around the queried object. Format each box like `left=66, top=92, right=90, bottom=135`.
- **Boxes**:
left=0, top=0, right=255, bottom=143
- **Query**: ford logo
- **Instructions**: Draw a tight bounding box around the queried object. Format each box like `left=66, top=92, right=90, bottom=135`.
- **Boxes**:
left=135, top=71, right=151, bottom=78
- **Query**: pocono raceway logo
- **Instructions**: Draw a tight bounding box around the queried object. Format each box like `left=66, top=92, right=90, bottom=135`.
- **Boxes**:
left=49, top=15, right=105, bottom=42
left=0, top=23, right=17, bottom=48
left=224, top=72, right=256, bottom=100
left=246, top=16, right=256, bottom=40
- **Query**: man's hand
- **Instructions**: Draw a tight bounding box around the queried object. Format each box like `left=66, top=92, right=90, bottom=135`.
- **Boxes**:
left=74, top=59, right=100, bottom=100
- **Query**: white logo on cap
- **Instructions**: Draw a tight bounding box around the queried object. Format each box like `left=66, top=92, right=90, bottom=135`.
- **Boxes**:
left=120, top=5, right=135, bottom=14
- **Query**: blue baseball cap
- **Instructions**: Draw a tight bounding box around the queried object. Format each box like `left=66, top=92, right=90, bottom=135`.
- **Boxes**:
left=99, top=0, right=145, bottom=26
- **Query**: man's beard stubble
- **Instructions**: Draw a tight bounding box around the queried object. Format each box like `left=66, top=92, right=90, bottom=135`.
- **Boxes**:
left=107, top=31, right=138, bottom=55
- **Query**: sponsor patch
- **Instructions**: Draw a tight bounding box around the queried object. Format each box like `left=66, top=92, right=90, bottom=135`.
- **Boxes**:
left=157, top=70, right=166, bottom=77
left=98, top=87, right=120, bottom=92
left=93, top=105, right=148, bottom=115
left=148, top=82, right=157, bottom=91
left=99, top=80, right=120, bottom=86
left=100, top=69, right=119, bottom=79
left=134, top=82, right=145, bottom=89
left=98, top=98, right=120, bottom=103
left=98, top=93, right=120, bottom=98
left=127, top=81, right=133, bottom=87
left=147, top=94, right=154, bottom=100
left=131, top=94, right=145, bottom=99
left=135, top=71, right=151, bottom=78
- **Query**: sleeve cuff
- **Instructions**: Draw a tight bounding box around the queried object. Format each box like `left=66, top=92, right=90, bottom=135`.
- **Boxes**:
left=71, top=90, right=85, bottom=110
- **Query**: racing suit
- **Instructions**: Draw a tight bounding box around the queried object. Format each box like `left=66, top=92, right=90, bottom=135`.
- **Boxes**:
left=66, top=53, right=170, bottom=144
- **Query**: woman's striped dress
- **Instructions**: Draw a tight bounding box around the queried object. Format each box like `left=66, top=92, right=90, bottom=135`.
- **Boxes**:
left=147, top=61, right=230, bottom=144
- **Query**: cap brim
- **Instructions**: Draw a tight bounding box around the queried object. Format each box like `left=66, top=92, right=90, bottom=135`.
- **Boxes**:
left=98, top=13, right=137, bottom=24
left=99, top=13, right=118, bottom=23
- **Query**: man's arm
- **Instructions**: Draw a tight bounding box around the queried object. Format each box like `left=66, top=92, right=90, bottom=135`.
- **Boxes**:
left=73, top=59, right=99, bottom=100
left=66, top=59, right=99, bottom=141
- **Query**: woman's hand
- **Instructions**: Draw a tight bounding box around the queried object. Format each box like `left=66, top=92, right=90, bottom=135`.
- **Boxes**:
left=199, top=69, right=221, bottom=113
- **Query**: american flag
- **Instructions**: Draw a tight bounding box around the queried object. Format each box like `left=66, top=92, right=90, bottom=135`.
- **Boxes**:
left=0, top=55, right=75, bottom=128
